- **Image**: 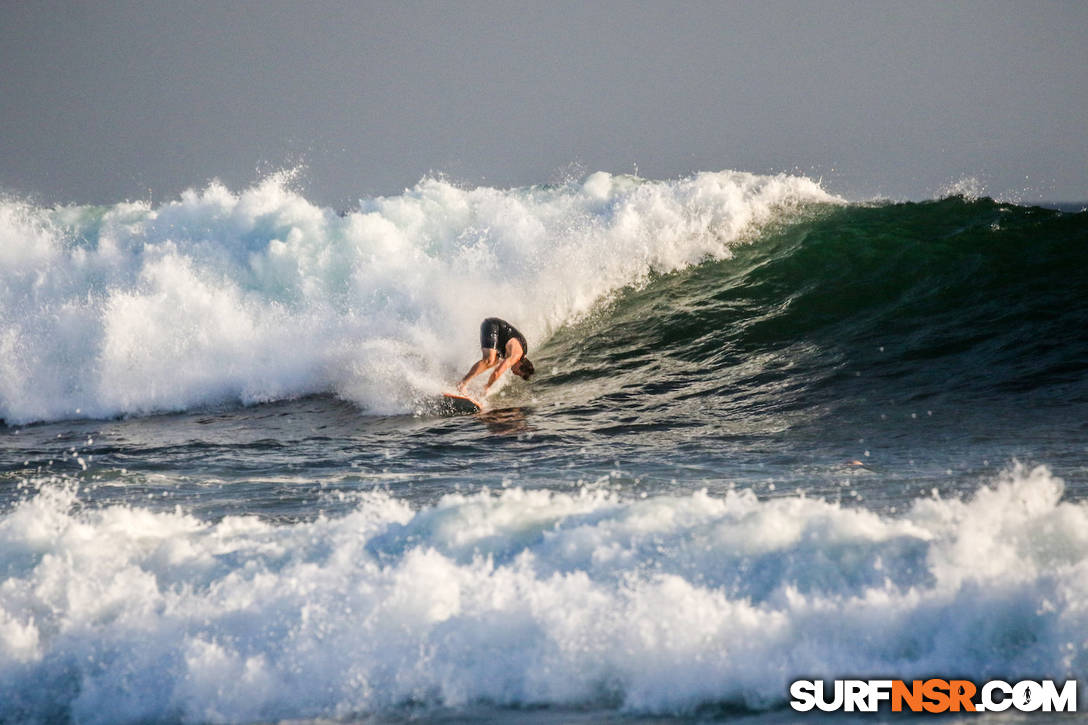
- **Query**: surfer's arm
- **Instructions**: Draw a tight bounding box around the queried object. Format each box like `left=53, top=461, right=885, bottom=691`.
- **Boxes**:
left=481, top=341, right=524, bottom=396
left=482, top=357, right=518, bottom=396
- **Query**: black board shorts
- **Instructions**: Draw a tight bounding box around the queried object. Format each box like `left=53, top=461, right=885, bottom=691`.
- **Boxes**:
left=480, top=318, right=528, bottom=358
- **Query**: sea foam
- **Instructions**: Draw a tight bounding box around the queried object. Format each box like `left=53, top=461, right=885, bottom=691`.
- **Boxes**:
left=0, top=171, right=837, bottom=423
left=0, top=464, right=1085, bottom=722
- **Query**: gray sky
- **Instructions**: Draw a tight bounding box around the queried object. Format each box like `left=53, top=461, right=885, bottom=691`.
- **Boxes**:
left=2, top=1, right=1086, bottom=206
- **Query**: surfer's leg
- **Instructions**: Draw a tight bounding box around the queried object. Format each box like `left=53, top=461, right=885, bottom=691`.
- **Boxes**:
left=459, top=349, right=499, bottom=391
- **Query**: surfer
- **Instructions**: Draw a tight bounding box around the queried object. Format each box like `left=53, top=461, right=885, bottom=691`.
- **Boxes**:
left=458, top=317, right=535, bottom=396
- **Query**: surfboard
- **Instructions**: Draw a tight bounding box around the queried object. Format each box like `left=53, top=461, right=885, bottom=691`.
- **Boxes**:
left=439, top=392, right=482, bottom=415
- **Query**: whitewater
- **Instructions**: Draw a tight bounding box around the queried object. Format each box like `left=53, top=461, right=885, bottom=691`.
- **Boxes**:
left=1, top=464, right=1086, bottom=723
left=2, top=169, right=1087, bottom=723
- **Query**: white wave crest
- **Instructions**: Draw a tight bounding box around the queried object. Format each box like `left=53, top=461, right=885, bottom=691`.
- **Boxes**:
left=0, top=171, right=838, bottom=423
left=1, top=464, right=1085, bottom=721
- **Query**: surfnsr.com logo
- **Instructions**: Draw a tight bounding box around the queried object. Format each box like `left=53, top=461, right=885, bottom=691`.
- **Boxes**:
left=790, top=679, right=1078, bottom=713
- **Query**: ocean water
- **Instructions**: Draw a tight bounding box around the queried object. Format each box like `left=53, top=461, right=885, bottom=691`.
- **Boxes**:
left=1, top=171, right=1087, bottom=724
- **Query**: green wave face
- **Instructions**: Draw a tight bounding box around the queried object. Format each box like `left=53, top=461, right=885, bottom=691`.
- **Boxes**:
left=538, top=199, right=1088, bottom=435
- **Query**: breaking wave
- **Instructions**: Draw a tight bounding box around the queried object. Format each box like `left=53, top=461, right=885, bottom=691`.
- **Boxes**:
left=0, top=170, right=836, bottom=424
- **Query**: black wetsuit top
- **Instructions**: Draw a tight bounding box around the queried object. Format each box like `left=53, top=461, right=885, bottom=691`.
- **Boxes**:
left=480, top=318, right=528, bottom=358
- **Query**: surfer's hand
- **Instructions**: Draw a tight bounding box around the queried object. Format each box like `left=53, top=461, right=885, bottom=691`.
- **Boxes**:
left=456, top=382, right=466, bottom=393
